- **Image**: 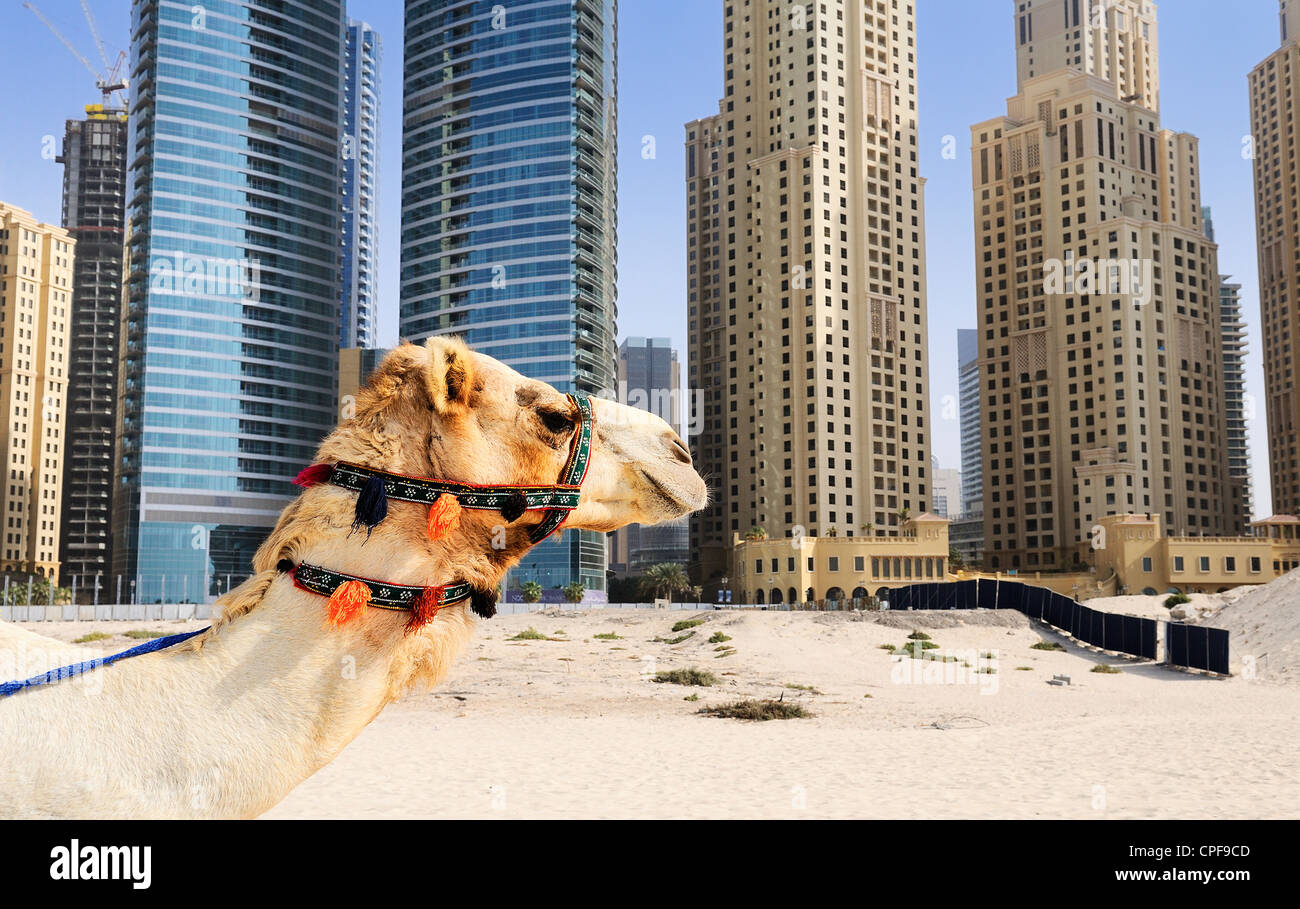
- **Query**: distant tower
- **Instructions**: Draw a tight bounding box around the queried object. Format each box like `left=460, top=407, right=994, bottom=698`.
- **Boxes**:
left=341, top=20, right=381, bottom=349
left=609, top=338, right=687, bottom=576
left=1202, top=207, right=1252, bottom=529
left=957, top=328, right=982, bottom=519
left=1249, top=0, right=1300, bottom=515
left=57, top=104, right=128, bottom=586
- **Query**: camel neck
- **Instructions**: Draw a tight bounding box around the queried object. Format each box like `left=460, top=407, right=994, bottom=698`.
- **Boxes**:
left=0, top=575, right=470, bottom=819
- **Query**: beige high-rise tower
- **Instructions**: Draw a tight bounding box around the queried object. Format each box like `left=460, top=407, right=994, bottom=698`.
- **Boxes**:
left=1015, top=0, right=1160, bottom=112
left=1249, top=0, right=1300, bottom=516
left=972, top=0, right=1233, bottom=571
left=687, top=0, right=932, bottom=592
left=0, top=203, right=74, bottom=583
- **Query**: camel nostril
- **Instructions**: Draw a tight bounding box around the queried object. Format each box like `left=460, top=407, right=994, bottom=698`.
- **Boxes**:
left=666, top=433, right=692, bottom=465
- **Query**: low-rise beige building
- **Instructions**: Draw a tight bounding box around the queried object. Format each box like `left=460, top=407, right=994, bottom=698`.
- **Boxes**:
left=0, top=203, right=74, bottom=583
left=730, top=514, right=949, bottom=606
left=1093, top=512, right=1300, bottom=595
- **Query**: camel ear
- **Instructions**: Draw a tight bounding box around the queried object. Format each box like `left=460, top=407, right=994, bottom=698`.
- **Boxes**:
left=424, top=337, right=474, bottom=414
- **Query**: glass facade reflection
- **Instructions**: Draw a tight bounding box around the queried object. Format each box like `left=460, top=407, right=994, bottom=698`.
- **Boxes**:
left=114, top=0, right=345, bottom=603
left=401, top=0, right=618, bottom=596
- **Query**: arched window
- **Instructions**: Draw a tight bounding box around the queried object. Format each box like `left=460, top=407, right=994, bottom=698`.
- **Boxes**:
left=755, top=588, right=765, bottom=604
left=825, top=586, right=845, bottom=602
left=770, top=588, right=783, bottom=604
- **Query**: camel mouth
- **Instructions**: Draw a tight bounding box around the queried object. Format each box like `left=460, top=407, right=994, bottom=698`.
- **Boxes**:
left=637, top=467, right=709, bottom=518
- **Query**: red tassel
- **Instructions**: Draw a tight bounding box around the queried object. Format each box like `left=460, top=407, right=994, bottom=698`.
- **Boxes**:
left=427, top=493, right=463, bottom=540
left=406, top=586, right=443, bottom=634
left=293, top=463, right=334, bottom=489
left=327, top=580, right=371, bottom=627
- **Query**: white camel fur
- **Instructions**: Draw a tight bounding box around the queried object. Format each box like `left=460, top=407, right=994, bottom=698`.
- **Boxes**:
left=0, top=338, right=707, bottom=818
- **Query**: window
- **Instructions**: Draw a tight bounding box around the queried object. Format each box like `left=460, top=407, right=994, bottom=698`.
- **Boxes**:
left=1141, top=557, right=1152, bottom=572
left=1224, top=557, right=1236, bottom=573
left=1198, top=556, right=1210, bottom=573
left=853, top=555, right=864, bottom=572
left=1172, top=556, right=1184, bottom=572
left=828, top=557, right=839, bottom=572
left=1250, top=556, right=1262, bottom=573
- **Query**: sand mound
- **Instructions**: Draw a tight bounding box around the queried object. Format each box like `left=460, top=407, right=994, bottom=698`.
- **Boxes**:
left=1200, top=569, right=1300, bottom=683
left=864, top=609, right=1029, bottom=630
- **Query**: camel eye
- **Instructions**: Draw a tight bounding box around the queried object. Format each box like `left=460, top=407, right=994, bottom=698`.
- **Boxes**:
left=539, top=408, right=573, bottom=435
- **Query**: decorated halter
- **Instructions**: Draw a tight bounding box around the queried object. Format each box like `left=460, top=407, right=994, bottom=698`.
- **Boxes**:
left=288, top=393, right=594, bottom=629
left=279, top=558, right=474, bottom=634
left=295, top=393, right=594, bottom=544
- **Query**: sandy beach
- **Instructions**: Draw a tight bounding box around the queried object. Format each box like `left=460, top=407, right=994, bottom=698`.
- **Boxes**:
left=25, top=596, right=1296, bottom=820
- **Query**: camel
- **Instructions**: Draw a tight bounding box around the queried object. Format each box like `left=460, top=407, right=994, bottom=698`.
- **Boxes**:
left=0, top=338, right=707, bottom=818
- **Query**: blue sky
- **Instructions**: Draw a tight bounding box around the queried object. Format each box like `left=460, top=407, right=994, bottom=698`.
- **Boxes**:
left=0, top=0, right=1282, bottom=515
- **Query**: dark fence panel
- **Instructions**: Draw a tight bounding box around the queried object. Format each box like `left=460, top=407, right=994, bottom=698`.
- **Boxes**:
left=956, top=580, right=978, bottom=609
left=977, top=578, right=998, bottom=610
left=938, top=582, right=957, bottom=611
left=1168, top=622, right=1189, bottom=668
left=917, top=583, right=936, bottom=610
left=1023, top=586, right=1044, bottom=621
left=1139, top=618, right=1157, bottom=660
left=1104, top=613, right=1124, bottom=653
left=1207, top=628, right=1230, bottom=675
left=893, top=586, right=912, bottom=610
left=1182, top=626, right=1211, bottom=673
left=1045, top=594, right=1064, bottom=629
left=1075, top=605, right=1094, bottom=646
left=1187, top=625, right=1211, bottom=672
left=998, top=581, right=1025, bottom=612
left=1105, top=612, right=1119, bottom=651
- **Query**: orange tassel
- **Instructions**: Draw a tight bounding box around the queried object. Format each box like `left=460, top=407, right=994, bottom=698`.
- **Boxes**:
left=406, top=586, right=442, bottom=634
left=327, top=580, right=371, bottom=627
left=427, top=493, right=463, bottom=540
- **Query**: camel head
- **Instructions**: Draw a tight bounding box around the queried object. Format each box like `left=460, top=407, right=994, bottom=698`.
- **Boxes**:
left=328, top=337, right=708, bottom=542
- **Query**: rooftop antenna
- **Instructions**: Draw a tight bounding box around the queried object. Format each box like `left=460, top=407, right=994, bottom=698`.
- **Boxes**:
left=24, top=1, right=128, bottom=112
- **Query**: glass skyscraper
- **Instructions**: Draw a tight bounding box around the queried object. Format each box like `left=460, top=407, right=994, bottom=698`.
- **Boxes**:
left=114, top=0, right=346, bottom=603
left=400, top=0, right=618, bottom=596
left=341, top=19, right=381, bottom=349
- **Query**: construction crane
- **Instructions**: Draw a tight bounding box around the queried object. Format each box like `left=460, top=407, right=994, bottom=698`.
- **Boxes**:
left=24, top=0, right=128, bottom=112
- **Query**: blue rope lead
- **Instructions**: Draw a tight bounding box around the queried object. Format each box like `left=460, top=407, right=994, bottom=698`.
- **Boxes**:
left=0, top=627, right=210, bottom=698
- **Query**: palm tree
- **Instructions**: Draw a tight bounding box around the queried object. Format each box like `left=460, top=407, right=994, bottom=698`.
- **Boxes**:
left=561, top=582, right=586, bottom=604
left=520, top=581, right=543, bottom=604
left=640, top=562, right=689, bottom=601
left=895, top=507, right=911, bottom=524
left=743, top=525, right=768, bottom=542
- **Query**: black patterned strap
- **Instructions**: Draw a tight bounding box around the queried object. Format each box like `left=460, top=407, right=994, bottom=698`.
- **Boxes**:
left=328, top=462, right=582, bottom=512
left=291, top=561, right=471, bottom=611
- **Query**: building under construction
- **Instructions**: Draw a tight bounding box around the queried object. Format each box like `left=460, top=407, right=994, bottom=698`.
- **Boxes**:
left=57, top=104, right=127, bottom=586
